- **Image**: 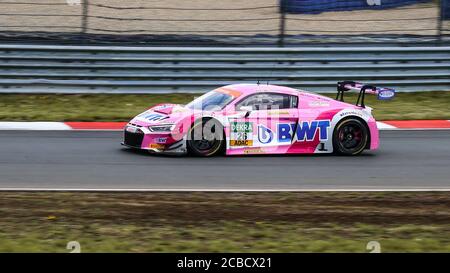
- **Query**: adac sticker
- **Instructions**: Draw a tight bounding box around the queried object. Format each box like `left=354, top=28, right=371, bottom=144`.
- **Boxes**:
left=230, top=139, right=253, bottom=146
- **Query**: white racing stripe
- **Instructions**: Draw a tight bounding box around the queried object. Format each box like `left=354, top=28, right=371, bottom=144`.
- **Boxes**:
left=0, top=122, right=71, bottom=130
left=1, top=122, right=450, bottom=131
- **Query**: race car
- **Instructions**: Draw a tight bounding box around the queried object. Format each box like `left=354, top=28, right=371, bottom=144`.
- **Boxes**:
left=121, top=81, right=395, bottom=156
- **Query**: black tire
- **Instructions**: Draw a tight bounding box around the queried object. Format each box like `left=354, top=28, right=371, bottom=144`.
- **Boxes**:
left=333, top=118, right=369, bottom=156
left=187, top=118, right=225, bottom=157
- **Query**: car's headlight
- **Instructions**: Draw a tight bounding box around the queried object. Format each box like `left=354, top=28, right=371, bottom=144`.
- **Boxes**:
left=148, top=124, right=175, bottom=133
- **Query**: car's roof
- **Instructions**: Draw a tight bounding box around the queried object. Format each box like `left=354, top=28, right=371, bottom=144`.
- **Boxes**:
left=216, top=83, right=343, bottom=107
left=220, top=83, right=300, bottom=96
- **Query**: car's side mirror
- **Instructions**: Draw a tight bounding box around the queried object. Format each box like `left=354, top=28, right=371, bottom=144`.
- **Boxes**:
left=239, top=106, right=253, bottom=118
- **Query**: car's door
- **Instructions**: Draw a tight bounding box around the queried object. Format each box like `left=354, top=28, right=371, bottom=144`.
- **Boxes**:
left=228, top=92, right=299, bottom=151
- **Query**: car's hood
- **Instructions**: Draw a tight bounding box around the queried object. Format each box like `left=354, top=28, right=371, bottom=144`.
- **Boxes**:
left=129, top=103, right=192, bottom=127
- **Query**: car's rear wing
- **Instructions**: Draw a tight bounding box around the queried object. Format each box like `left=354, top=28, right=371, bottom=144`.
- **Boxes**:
left=336, top=81, right=396, bottom=108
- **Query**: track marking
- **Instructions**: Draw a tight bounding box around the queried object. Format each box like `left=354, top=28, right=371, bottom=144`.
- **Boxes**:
left=0, top=188, right=449, bottom=192
left=382, top=120, right=450, bottom=129
left=376, top=122, right=396, bottom=129
left=65, top=122, right=127, bottom=130
left=0, top=122, right=71, bottom=130
left=1, top=121, right=450, bottom=131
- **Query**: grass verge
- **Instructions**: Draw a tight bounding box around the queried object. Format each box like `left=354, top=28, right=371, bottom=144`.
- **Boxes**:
left=0, top=91, right=449, bottom=121
left=0, top=192, right=449, bottom=252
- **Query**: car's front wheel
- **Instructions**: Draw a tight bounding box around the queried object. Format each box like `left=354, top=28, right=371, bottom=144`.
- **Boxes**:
left=333, top=118, right=369, bottom=155
left=187, top=118, right=225, bottom=157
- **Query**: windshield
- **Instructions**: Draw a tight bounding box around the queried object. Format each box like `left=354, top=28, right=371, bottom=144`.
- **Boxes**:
left=186, top=91, right=234, bottom=111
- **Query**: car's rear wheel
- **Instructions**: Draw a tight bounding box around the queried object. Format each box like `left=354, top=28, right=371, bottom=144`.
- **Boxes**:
left=187, top=118, right=225, bottom=157
left=333, top=118, right=368, bottom=156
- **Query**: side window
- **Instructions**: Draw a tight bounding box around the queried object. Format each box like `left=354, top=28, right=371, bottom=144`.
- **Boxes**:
left=236, top=93, right=298, bottom=111
left=290, top=96, right=298, bottom=109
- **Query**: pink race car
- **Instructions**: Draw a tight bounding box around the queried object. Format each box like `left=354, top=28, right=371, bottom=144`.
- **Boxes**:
left=122, top=81, right=395, bottom=156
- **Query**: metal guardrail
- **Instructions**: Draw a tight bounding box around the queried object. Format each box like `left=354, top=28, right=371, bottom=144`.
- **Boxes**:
left=0, top=45, right=449, bottom=93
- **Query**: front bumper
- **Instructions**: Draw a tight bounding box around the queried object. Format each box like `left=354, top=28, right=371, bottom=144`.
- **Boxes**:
left=122, top=124, right=187, bottom=155
left=123, top=130, right=145, bottom=148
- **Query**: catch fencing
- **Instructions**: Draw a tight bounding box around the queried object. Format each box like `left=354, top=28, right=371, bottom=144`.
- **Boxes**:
left=0, top=0, right=448, bottom=46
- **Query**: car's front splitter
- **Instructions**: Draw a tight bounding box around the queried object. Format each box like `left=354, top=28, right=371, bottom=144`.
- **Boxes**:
left=121, top=139, right=187, bottom=155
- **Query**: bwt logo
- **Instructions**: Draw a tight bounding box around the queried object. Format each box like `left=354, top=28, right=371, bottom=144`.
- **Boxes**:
left=367, top=0, right=381, bottom=5
left=278, top=121, right=330, bottom=143
left=258, top=125, right=273, bottom=144
left=66, top=0, right=81, bottom=6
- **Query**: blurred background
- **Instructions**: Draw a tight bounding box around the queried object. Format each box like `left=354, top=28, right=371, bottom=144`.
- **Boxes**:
left=0, top=0, right=449, bottom=96
left=0, top=0, right=448, bottom=46
left=0, top=0, right=448, bottom=114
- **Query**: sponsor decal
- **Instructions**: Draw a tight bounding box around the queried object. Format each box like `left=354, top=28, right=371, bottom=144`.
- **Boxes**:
left=230, top=122, right=253, bottom=146
left=155, top=137, right=168, bottom=144
left=377, top=88, right=395, bottom=100
left=299, top=92, right=320, bottom=99
left=339, top=111, right=363, bottom=118
left=309, top=101, right=330, bottom=107
left=258, top=125, right=274, bottom=144
left=230, top=140, right=253, bottom=146
left=318, top=142, right=328, bottom=151
left=278, top=120, right=330, bottom=142
left=138, top=113, right=167, bottom=122
left=231, top=122, right=252, bottom=133
left=278, top=123, right=292, bottom=143
left=267, top=110, right=290, bottom=115
left=243, top=148, right=264, bottom=154
left=149, top=143, right=165, bottom=149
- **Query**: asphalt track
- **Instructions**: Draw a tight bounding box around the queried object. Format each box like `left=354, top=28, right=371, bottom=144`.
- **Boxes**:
left=0, top=130, right=449, bottom=190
